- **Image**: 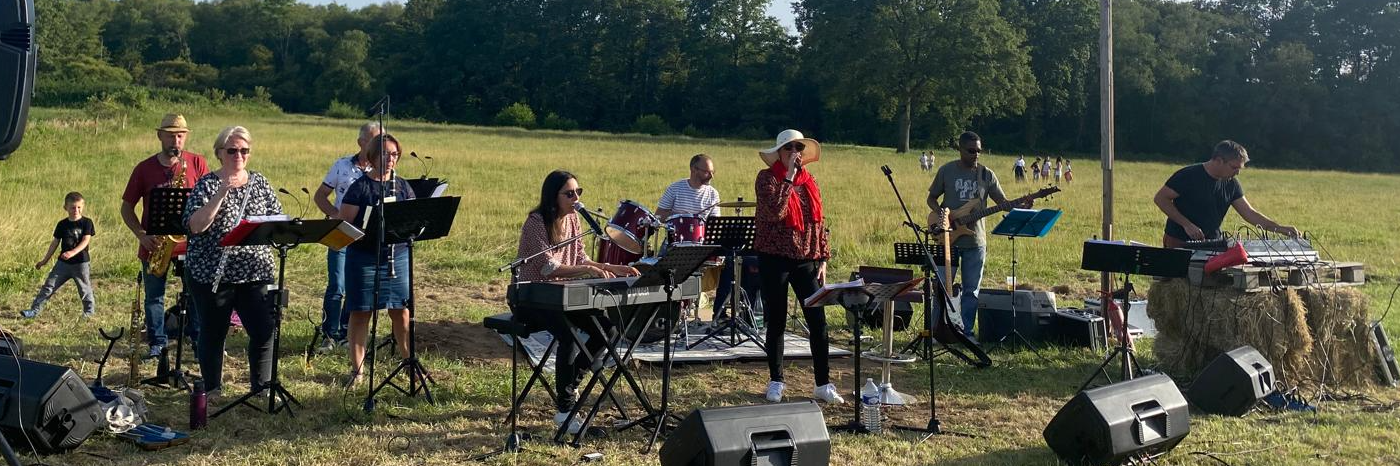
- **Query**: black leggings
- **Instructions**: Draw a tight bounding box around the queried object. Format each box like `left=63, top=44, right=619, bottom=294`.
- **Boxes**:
left=515, top=307, right=610, bottom=412
left=191, top=280, right=276, bottom=393
left=759, top=254, right=830, bottom=387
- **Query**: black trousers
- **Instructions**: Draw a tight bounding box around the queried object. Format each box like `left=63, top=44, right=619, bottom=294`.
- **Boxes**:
left=191, top=280, right=276, bottom=393
left=515, top=307, right=610, bottom=412
left=758, top=254, right=830, bottom=387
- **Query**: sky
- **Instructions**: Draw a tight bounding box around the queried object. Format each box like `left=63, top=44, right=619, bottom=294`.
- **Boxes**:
left=296, top=0, right=801, bottom=33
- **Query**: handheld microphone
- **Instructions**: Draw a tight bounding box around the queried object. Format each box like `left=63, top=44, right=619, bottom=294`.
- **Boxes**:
left=574, top=201, right=608, bottom=239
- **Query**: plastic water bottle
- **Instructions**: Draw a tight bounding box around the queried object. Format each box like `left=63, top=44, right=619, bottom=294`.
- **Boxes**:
left=860, top=378, right=881, bottom=433
left=189, top=380, right=207, bottom=430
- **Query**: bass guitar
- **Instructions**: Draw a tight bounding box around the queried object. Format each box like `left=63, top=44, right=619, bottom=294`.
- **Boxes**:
left=927, top=186, right=1061, bottom=244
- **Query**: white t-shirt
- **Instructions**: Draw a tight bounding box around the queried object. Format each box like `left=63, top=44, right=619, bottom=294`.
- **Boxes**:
left=1015, top=158, right=1025, bottom=167
left=657, top=179, right=721, bottom=220
left=321, top=154, right=373, bottom=209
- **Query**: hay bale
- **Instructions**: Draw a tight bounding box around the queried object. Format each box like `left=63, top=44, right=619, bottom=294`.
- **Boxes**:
left=1145, top=279, right=1373, bottom=389
left=1299, top=288, right=1374, bottom=388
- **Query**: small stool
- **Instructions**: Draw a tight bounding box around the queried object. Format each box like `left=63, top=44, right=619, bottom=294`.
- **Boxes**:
left=485, top=312, right=558, bottom=426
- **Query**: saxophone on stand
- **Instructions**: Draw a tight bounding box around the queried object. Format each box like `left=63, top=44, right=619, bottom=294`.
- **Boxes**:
left=128, top=271, right=144, bottom=387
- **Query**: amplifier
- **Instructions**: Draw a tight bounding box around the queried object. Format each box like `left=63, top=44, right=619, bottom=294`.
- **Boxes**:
left=1053, top=309, right=1108, bottom=352
left=978, top=289, right=1058, bottom=315
left=977, top=305, right=1055, bottom=343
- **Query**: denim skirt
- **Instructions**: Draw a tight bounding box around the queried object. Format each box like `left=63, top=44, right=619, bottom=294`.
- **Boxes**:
left=344, top=245, right=411, bottom=311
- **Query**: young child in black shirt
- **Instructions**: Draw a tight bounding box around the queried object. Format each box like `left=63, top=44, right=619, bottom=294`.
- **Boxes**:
left=23, top=192, right=97, bottom=318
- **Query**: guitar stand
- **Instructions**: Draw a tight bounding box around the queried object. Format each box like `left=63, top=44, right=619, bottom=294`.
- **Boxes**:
left=94, top=328, right=126, bottom=388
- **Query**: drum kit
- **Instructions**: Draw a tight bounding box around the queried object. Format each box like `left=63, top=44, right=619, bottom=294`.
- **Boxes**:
left=591, top=199, right=759, bottom=345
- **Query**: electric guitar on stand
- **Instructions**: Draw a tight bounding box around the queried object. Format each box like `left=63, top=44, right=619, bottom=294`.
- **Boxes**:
left=927, top=186, right=1061, bottom=245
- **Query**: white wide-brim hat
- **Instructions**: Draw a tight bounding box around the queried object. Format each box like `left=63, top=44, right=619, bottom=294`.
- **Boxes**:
left=759, top=129, right=821, bottom=167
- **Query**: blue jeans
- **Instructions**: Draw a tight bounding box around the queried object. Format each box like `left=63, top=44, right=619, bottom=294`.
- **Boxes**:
left=323, top=246, right=348, bottom=340
left=939, top=246, right=985, bottom=337
left=141, top=260, right=201, bottom=347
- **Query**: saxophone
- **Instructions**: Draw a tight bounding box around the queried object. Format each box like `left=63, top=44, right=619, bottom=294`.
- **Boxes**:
left=148, top=151, right=187, bottom=277
left=128, top=271, right=144, bottom=386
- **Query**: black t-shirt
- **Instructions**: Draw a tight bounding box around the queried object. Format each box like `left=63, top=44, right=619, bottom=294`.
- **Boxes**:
left=1163, top=163, right=1243, bottom=242
left=341, top=176, right=416, bottom=254
left=54, top=217, right=96, bottom=264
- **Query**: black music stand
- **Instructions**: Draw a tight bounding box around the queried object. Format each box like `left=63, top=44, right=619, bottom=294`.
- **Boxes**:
left=405, top=177, right=444, bottom=199
left=213, top=218, right=346, bottom=418
left=142, top=187, right=192, bottom=391
left=610, top=245, right=721, bottom=452
left=806, top=278, right=923, bottom=434
left=989, top=208, right=1062, bottom=355
left=1077, top=240, right=1191, bottom=390
left=364, top=196, right=460, bottom=411
left=690, top=216, right=763, bottom=350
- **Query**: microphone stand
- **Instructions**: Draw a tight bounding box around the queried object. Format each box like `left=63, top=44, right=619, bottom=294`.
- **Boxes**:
left=879, top=165, right=968, bottom=442
left=364, top=96, right=392, bottom=413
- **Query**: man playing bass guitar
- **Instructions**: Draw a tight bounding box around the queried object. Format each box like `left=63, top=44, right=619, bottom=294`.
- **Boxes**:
left=926, top=132, right=1033, bottom=338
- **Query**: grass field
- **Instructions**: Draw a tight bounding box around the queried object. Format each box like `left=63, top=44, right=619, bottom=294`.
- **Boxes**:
left=1, top=106, right=1398, bottom=465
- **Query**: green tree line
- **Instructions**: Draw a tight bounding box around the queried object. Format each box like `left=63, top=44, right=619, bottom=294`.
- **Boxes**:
left=34, top=0, right=1400, bottom=170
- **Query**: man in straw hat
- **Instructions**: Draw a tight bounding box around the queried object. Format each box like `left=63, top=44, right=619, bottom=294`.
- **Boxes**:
left=927, top=131, right=1025, bottom=338
left=753, top=129, right=845, bottom=404
left=120, top=113, right=210, bottom=359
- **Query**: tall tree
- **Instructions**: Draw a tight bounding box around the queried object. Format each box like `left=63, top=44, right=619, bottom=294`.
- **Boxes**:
left=801, top=0, right=1037, bottom=152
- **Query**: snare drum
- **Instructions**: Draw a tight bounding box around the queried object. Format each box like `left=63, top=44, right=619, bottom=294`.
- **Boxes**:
left=663, top=214, right=723, bottom=266
left=605, top=200, right=660, bottom=254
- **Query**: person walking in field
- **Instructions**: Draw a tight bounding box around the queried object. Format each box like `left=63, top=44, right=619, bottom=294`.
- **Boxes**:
left=1063, top=159, right=1073, bottom=183
left=1053, top=156, right=1063, bottom=184
left=1013, top=155, right=1026, bottom=183
left=23, top=192, right=97, bottom=319
left=1030, top=157, right=1041, bottom=182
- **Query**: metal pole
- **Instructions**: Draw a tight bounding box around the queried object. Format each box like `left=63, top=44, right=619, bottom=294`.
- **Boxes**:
left=1099, top=0, right=1115, bottom=297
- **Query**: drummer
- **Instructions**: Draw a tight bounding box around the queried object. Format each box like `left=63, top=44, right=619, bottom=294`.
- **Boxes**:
left=656, top=155, right=749, bottom=321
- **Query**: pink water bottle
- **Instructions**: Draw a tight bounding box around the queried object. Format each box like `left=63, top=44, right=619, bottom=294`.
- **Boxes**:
left=190, top=380, right=207, bottom=430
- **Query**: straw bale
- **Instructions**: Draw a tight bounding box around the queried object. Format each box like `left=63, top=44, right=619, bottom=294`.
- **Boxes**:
left=1146, top=279, right=1371, bottom=389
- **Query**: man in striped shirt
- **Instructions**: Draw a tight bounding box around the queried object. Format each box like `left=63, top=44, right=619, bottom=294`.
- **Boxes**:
left=655, top=154, right=720, bottom=221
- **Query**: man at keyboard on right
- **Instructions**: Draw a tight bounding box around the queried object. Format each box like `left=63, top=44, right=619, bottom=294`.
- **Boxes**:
left=1153, top=140, right=1299, bottom=248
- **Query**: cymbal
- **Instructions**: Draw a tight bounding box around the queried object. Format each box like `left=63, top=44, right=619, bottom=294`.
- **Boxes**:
left=716, top=201, right=757, bottom=208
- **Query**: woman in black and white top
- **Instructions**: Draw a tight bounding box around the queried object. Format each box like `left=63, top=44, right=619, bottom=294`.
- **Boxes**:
left=184, top=125, right=283, bottom=397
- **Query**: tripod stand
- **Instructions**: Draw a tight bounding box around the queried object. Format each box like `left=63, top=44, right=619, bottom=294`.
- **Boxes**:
left=1077, top=240, right=1192, bottom=390
left=612, top=245, right=719, bottom=452
left=689, top=216, right=763, bottom=350
left=365, top=196, right=460, bottom=410
left=142, top=187, right=193, bottom=391
left=214, top=218, right=344, bottom=418
left=988, top=208, right=1060, bottom=357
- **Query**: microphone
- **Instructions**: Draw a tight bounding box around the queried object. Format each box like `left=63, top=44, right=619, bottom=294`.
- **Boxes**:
left=277, top=187, right=311, bottom=220
left=410, top=152, right=434, bottom=179
left=574, top=201, right=608, bottom=238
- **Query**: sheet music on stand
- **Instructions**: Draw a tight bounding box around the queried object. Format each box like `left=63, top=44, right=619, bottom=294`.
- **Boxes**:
left=804, top=278, right=925, bottom=309
left=147, top=187, right=192, bottom=236
left=703, top=216, right=756, bottom=250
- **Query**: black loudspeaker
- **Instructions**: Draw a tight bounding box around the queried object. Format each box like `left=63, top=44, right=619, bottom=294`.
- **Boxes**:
left=1044, top=374, right=1191, bottom=466
left=0, top=0, right=35, bottom=159
left=1187, top=346, right=1274, bottom=416
left=0, top=333, right=21, bottom=358
left=660, top=401, right=830, bottom=466
left=0, top=357, right=102, bottom=453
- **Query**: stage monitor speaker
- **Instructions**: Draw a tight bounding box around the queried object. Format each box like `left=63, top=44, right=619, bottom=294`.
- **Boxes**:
left=0, top=333, right=20, bottom=358
left=1187, top=346, right=1274, bottom=416
left=0, top=0, right=35, bottom=159
left=1043, top=374, right=1191, bottom=466
left=0, top=357, right=102, bottom=453
left=659, top=401, right=830, bottom=466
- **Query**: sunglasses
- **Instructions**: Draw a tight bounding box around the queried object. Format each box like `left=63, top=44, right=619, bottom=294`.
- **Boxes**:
left=560, top=188, right=584, bottom=198
left=223, top=147, right=251, bottom=156
left=783, top=142, right=806, bottom=152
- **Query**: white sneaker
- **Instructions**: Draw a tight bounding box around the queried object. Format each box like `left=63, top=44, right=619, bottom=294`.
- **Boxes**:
left=554, top=411, right=583, bottom=435
left=814, top=383, right=846, bottom=404
left=765, top=381, right=786, bottom=403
